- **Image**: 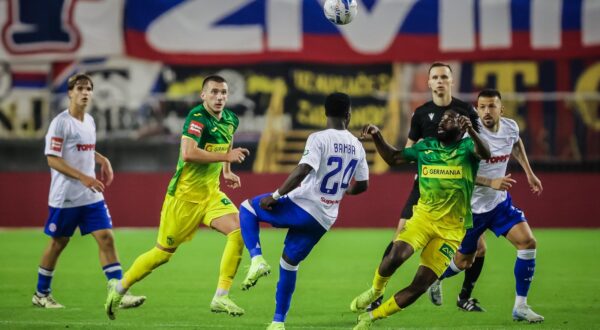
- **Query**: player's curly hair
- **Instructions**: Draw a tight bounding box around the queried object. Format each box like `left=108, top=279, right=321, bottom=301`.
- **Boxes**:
left=325, top=92, right=351, bottom=118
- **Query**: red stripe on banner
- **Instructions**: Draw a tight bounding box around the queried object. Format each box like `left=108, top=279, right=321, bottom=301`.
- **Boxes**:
left=0, top=172, right=598, bottom=228
left=126, top=30, right=600, bottom=65
left=12, top=73, right=47, bottom=81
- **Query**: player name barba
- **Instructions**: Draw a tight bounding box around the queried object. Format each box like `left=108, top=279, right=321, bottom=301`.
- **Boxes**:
left=333, top=143, right=356, bottom=155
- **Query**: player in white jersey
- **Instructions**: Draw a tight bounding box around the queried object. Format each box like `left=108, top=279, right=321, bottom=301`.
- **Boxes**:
left=427, top=89, right=544, bottom=323
left=32, top=73, right=145, bottom=310
left=238, top=93, right=369, bottom=330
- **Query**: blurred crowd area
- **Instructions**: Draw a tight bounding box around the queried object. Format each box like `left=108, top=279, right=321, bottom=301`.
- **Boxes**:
left=1, top=61, right=598, bottom=172
left=1, top=0, right=599, bottom=172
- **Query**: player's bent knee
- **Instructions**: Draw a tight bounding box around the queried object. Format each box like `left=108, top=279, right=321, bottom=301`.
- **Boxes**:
left=280, top=255, right=299, bottom=271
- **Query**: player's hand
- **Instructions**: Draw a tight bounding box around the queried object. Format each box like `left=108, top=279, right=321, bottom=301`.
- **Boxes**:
left=490, top=174, right=517, bottom=191
left=80, top=175, right=105, bottom=193
left=360, top=124, right=380, bottom=139
left=223, top=171, right=242, bottom=189
left=98, top=157, right=114, bottom=186
left=458, top=115, right=472, bottom=131
left=226, top=148, right=250, bottom=163
left=259, top=196, right=278, bottom=210
left=527, top=174, right=543, bottom=196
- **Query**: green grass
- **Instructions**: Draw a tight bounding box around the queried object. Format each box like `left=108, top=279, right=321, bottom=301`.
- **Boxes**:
left=0, top=228, right=599, bottom=329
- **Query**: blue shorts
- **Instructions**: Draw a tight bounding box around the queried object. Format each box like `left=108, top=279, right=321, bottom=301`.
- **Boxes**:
left=246, top=193, right=327, bottom=264
left=44, top=200, right=113, bottom=237
left=458, top=194, right=525, bottom=255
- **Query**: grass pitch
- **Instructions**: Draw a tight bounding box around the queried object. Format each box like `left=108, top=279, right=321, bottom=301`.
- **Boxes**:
left=0, top=228, right=598, bottom=329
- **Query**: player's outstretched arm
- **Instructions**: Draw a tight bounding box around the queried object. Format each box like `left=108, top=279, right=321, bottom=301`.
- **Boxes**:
left=460, top=116, right=491, bottom=160
left=47, top=155, right=105, bottom=193
left=345, top=180, right=368, bottom=195
left=476, top=174, right=517, bottom=190
left=181, top=136, right=249, bottom=164
left=259, top=164, right=313, bottom=210
left=360, top=124, right=406, bottom=166
left=512, top=138, right=543, bottom=195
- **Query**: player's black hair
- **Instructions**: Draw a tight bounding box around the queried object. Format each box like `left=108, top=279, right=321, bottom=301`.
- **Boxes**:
left=68, top=73, right=93, bottom=90
left=324, top=92, right=351, bottom=118
left=451, top=107, right=481, bottom=133
left=477, top=88, right=502, bottom=100
left=428, top=62, right=452, bottom=75
left=202, top=75, right=227, bottom=90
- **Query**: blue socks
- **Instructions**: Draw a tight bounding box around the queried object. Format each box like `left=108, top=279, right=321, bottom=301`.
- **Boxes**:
left=515, top=249, right=536, bottom=298
left=36, top=267, right=54, bottom=296
left=240, top=201, right=262, bottom=258
left=102, top=262, right=123, bottom=280
left=440, top=259, right=463, bottom=280
left=274, top=258, right=298, bottom=323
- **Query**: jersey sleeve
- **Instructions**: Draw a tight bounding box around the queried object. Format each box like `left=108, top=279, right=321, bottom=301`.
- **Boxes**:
left=401, top=145, right=418, bottom=162
left=407, top=111, right=422, bottom=142
left=182, top=111, right=206, bottom=143
left=298, top=133, right=321, bottom=171
left=354, top=147, right=369, bottom=181
left=45, top=117, right=66, bottom=157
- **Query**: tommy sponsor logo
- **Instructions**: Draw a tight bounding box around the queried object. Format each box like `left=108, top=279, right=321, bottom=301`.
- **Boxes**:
left=76, top=144, right=95, bottom=151
left=188, top=120, right=204, bottom=137
left=320, top=197, right=340, bottom=205
left=421, top=165, right=463, bottom=179
left=50, top=137, right=63, bottom=152
left=485, top=154, right=510, bottom=163
left=438, top=243, right=456, bottom=260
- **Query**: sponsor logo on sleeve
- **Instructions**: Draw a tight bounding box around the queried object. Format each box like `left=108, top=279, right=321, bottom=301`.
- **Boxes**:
left=188, top=120, right=204, bottom=137
left=50, top=137, right=63, bottom=152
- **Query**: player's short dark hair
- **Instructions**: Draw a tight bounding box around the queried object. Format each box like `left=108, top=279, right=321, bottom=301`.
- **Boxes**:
left=67, top=73, right=93, bottom=90
left=325, top=92, right=351, bottom=118
left=477, top=89, right=502, bottom=100
left=428, top=62, right=452, bottom=75
left=202, top=75, right=227, bottom=90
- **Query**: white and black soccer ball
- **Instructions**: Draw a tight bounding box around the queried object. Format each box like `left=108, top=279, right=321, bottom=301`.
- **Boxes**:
left=323, top=0, right=358, bottom=25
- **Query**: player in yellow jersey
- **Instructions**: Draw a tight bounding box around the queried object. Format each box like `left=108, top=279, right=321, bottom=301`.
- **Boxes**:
left=104, top=75, right=250, bottom=320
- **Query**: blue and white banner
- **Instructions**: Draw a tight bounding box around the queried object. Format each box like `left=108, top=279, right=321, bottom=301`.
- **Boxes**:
left=124, top=0, right=600, bottom=64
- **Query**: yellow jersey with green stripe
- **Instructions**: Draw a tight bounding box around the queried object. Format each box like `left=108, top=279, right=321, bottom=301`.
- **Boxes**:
left=402, top=137, right=479, bottom=229
left=167, top=104, right=239, bottom=203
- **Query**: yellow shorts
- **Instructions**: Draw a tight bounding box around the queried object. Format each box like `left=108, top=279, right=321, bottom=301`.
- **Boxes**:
left=157, top=192, right=238, bottom=248
left=395, top=211, right=466, bottom=277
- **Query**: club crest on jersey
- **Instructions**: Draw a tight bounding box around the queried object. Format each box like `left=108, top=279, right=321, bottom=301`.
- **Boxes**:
left=51, top=137, right=63, bottom=152
left=228, top=125, right=234, bottom=134
left=428, top=113, right=434, bottom=121
left=188, top=120, right=203, bottom=137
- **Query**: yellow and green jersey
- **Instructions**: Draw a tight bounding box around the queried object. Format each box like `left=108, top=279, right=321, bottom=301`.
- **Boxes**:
left=402, top=137, right=479, bottom=229
left=167, top=104, right=239, bottom=203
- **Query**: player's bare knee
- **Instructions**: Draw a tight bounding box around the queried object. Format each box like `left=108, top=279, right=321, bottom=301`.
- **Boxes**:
left=51, top=237, right=70, bottom=251
left=518, top=236, right=537, bottom=250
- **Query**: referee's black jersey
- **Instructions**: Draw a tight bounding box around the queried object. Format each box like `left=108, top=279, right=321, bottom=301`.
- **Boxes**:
left=408, top=97, right=480, bottom=142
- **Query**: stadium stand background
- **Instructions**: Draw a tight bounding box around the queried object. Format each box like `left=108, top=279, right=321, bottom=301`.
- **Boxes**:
left=1, top=0, right=598, bottom=228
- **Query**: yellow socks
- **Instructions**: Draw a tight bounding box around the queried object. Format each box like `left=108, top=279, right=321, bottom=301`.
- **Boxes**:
left=373, top=268, right=391, bottom=293
left=372, top=296, right=402, bottom=319
left=123, top=247, right=172, bottom=289
left=216, top=229, right=243, bottom=294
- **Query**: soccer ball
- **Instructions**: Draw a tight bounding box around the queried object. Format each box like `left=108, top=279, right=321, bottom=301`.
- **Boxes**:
left=323, top=0, right=358, bottom=25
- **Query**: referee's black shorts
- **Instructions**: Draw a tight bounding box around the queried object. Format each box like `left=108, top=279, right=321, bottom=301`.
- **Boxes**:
left=400, top=175, right=420, bottom=220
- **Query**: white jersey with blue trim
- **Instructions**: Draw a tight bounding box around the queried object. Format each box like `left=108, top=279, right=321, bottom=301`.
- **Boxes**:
left=44, top=110, right=104, bottom=208
left=287, top=129, right=369, bottom=230
left=471, top=117, right=520, bottom=214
